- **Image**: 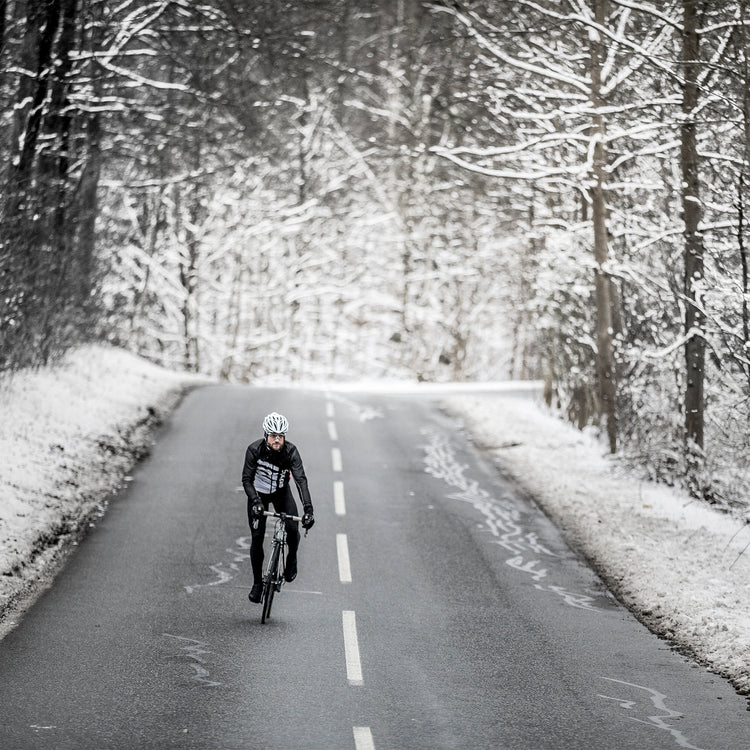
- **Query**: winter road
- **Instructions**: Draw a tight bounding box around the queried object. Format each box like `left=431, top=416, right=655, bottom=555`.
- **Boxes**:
left=0, top=385, right=748, bottom=749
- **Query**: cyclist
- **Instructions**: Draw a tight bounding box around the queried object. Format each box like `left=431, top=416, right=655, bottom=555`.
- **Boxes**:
left=242, top=412, right=315, bottom=604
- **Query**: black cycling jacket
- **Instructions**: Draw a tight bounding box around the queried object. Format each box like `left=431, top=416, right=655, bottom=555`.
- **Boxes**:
left=242, top=438, right=313, bottom=513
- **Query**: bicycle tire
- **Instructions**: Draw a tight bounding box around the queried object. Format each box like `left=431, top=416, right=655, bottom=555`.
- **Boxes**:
left=261, top=544, right=281, bottom=623
left=260, top=577, right=273, bottom=623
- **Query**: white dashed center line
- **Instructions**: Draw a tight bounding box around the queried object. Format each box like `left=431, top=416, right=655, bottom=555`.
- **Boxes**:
left=328, top=420, right=339, bottom=441
left=334, top=480, right=346, bottom=516
left=337, top=534, right=352, bottom=583
left=342, top=610, right=363, bottom=686
left=353, top=726, right=375, bottom=750
left=326, top=401, right=375, bottom=748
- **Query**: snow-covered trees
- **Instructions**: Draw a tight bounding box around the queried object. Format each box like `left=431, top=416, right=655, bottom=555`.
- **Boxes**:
left=94, top=0, right=514, bottom=382
left=1, top=0, right=100, bottom=371
left=431, top=0, right=750, bottom=504
left=2, top=0, right=749, bottom=506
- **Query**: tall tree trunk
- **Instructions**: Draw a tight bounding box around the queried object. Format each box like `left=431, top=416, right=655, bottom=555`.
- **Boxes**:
left=738, top=0, right=750, bottom=389
left=589, top=0, right=618, bottom=453
left=42, top=0, right=77, bottom=239
left=75, top=112, right=102, bottom=308
left=74, top=0, right=106, bottom=331
left=7, top=0, right=61, bottom=196
left=681, top=0, right=705, bottom=451
left=0, top=0, right=7, bottom=57
left=739, top=175, right=750, bottom=389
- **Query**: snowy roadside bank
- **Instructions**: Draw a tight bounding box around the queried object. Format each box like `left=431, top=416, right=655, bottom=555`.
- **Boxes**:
left=0, top=346, right=203, bottom=632
left=0, top=347, right=748, bottom=705
left=445, top=394, right=750, bottom=700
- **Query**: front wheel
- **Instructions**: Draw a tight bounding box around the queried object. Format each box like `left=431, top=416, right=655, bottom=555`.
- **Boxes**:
left=261, top=544, right=281, bottom=623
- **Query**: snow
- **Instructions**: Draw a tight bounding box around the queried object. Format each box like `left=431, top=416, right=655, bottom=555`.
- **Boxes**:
left=1, top=347, right=749, bottom=699
left=444, top=393, right=750, bottom=698
left=0, top=346, right=203, bottom=626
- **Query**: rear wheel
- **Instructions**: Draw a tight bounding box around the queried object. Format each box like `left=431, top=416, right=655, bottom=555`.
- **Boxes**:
left=261, top=544, right=281, bottom=623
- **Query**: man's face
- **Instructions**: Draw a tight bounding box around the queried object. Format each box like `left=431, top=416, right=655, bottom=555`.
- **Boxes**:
left=266, top=433, right=285, bottom=451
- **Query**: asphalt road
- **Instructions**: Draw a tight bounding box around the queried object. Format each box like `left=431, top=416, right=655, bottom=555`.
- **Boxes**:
left=0, top=384, right=748, bottom=750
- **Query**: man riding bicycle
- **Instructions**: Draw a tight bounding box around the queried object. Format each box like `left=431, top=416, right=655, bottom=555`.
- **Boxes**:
left=242, top=412, right=315, bottom=604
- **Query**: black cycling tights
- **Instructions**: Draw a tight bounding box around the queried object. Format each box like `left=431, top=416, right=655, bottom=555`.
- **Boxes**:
left=248, top=485, right=300, bottom=584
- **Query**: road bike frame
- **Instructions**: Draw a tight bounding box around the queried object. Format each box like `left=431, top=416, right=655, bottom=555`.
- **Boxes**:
left=260, top=510, right=302, bottom=624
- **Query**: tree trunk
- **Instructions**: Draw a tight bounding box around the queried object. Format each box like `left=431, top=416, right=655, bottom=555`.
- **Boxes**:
left=738, top=0, right=750, bottom=389
left=0, top=0, right=7, bottom=57
left=42, top=0, right=77, bottom=239
left=589, top=0, right=618, bottom=453
left=739, top=175, right=750, bottom=389
left=7, top=0, right=61, bottom=195
left=681, top=0, right=705, bottom=451
left=75, top=112, right=102, bottom=308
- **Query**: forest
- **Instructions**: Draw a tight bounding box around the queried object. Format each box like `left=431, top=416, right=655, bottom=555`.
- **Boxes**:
left=1, top=0, right=749, bottom=511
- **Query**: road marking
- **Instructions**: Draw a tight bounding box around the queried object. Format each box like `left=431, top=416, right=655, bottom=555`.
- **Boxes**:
left=337, top=534, right=352, bottom=583
left=332, top=447, right=343, bottom=472
left=342, top=610, right=363, bottom=686
left=326, top=401, right=335, bottom=418
left=353, top=726, right=375, bottom=750
left=334, top=480, right=346, bottom=515
left=328, top=420, right=338, bottom=441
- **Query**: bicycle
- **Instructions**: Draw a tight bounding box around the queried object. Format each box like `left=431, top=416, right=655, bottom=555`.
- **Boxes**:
left=260, top=510, right=303, bottom=624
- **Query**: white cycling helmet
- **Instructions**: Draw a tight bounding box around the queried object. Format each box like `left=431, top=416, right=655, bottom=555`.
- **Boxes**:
left=262, top=412, right=289, bottom=435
